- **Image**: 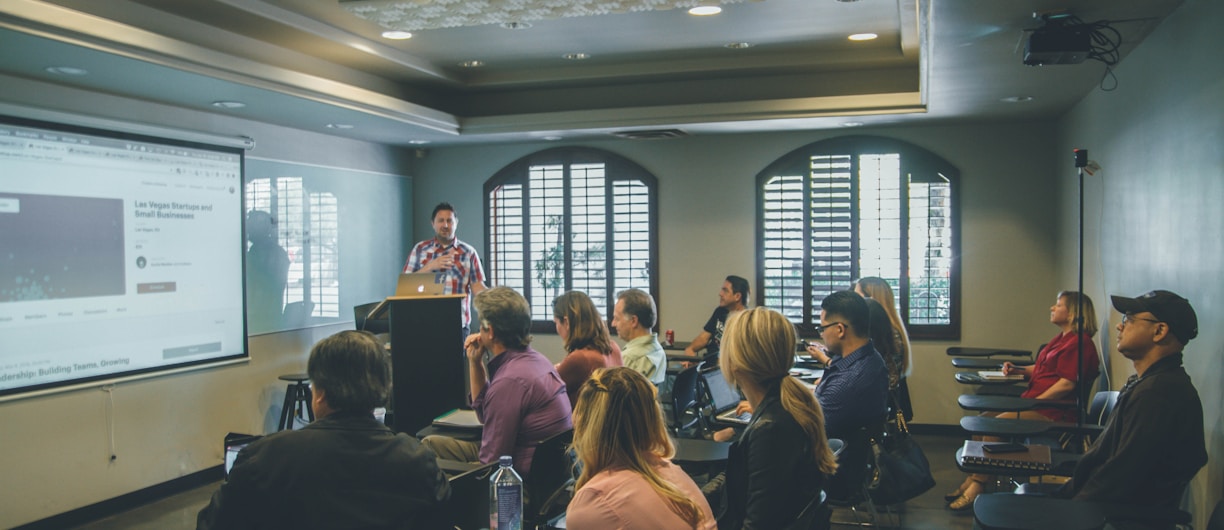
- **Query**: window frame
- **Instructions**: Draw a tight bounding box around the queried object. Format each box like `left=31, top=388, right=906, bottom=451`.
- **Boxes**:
left=754, top=135, right=961, bottom=340
left=483, top=147, right=660, bottom=332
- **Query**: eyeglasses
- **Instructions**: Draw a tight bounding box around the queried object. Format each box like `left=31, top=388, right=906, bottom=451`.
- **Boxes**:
left=815, top=321, right=846, bottom=335
left=1120, top=314, right=1162, bottom=326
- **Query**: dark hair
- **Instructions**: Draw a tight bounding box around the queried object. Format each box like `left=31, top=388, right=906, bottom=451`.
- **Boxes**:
left=553, top=291, right=614, bottom=355
left=616, top=289, right=657, bottom=330
left=865, top=298, right=903, bottom=385
left=474, top=286, right=533, bottom=350
left=820, top=290, right=869, bottom=337
left=431, top=202, right=455, bottom=221
left=726, top=275, right=750, bottom=305
left=306, top=330, right=391, bottom=413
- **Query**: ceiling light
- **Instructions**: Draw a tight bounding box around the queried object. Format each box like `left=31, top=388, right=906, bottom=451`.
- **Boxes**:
left=688, top=5, right=722, bottom=16
left=848, top=33, right=878, bottom=41
left=563, top=53, right=590, bottom=60
left=45, top=66, right=88, bottom=76
left=542, top=136, right=563, bottom=141
left=380, top=30, right=412, bottom=40
left=408, top=140, right=430, bottom=145
left=326, top=123, right=354, bottom=129
left=211, top=101, right=246, bottom=109
left=459, top=60, right=485, bottom=68
left=725, top=42, right=753, bottom=49
left=1001, top=96, right=1034, bottom=103
left=840, top=121, right=864, bottom=127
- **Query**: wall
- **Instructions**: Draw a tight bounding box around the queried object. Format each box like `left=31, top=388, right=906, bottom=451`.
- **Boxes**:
left=413, top=120, right=1064, bottom=427
left=1056, top=0, right=1223, bottom=525
left=0, top=76, right=416, bottom=528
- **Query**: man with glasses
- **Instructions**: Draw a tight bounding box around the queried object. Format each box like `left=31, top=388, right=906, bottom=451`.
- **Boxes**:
left=1061, top=290, right=1206, bottom=510
left=812, top=290, right=890, bottom=439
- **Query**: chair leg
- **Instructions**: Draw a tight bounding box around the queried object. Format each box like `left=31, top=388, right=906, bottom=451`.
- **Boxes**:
left=277, top=384, right=295, bottom=431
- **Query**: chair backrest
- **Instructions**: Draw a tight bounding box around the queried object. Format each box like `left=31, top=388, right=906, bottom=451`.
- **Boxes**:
left=525, top=429, right=575, bottom=523
left=1086, top=390, right=1119, bottom=426
left=670, top=363, right=704, bottom=432
left=441, top=461, right=497, bottom=530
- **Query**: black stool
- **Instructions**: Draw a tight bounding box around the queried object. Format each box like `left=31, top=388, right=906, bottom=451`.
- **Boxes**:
left=277, top=373, right=314, bottom=431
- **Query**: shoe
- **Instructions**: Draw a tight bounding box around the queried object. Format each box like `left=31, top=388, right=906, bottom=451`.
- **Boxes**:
left=948, top=491, right=978, bottom=512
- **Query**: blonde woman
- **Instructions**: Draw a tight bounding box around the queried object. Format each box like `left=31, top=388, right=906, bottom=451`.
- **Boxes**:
left=707, top=307, right=839, bottom=530
left=853, top=277, right=911, bottom=387
left=567, top=367, right=715, bottom=529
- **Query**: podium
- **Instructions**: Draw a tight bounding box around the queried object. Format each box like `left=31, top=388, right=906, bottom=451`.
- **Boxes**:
left=371, top=294, right=468, bottom=435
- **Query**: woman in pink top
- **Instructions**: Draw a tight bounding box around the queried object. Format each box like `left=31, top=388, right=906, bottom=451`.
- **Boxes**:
left=947, top=290, right=1101, bottom=510
left=567, top=367, right=715, bottom=530
left=553, top=291, right=623, bottom=407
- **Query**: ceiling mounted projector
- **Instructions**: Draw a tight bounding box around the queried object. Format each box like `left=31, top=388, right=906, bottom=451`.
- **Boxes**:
left=1024, top=25, right=1092, bottom=65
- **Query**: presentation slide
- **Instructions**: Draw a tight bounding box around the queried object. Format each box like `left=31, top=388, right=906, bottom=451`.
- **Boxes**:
left=0, top=115, right=247, bottom=398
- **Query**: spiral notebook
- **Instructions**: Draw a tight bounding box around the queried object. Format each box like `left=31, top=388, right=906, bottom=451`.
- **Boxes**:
left=960, top=440, right=1052, bottom=471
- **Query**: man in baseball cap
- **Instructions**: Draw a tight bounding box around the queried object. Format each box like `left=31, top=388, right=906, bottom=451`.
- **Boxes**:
left=1062, top=289, right=1206, bottom=511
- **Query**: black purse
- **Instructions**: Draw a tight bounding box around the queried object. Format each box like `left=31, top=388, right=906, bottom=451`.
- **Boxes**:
left=866, top=390, right=935, bottom=505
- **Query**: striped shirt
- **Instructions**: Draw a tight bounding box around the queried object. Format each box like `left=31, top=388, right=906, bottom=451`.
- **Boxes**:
left=402, top=237, right=486, bottom=327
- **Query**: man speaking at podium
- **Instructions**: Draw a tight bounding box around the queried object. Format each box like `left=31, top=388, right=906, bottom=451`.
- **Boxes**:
left=403, top=202, right=487, bottom=334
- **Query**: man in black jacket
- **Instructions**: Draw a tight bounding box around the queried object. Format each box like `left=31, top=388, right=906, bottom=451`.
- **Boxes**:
left=197, top=330, right=451, bottom=530
left=1065, top=290, right=1206, bottom=510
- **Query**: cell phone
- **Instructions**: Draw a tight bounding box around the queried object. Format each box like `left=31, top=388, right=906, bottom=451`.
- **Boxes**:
left=982, top=442, right=1029, bottom=454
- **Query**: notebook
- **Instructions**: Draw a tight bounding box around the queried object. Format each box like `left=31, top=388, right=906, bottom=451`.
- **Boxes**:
left=395, top=271, right=447, bottom=296
left=432, top=408, right=483, bottom=429
left=703, top=368, right=751, bottom=425
left=223, top=433, right=262, bottom=476
left=960, top=440, right=1052, bottom=471
left=978, top=370, right=1025, bottom=381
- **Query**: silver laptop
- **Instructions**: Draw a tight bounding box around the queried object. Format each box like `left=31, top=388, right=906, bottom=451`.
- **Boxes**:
left=395, top=272, right=447, bottom=296
left=702, top=368, right=752, bottom=425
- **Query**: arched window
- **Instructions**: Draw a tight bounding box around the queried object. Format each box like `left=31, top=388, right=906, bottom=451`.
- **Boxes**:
left=757, top=136, right=960, bottom=339
left=485, top=148, right=658, bottom=329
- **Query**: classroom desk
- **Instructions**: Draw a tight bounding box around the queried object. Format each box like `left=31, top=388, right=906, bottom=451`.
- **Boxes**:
left=946, top=347, right=1032, bottom=358
left=954, top=445, right=1078, bottom=477
left=672, top=438, right=731, bottom=464
left=959, top=416, right=1057, bottom=437
left=951, top=358, right=1034, bottom=369
left=972, top=493, right=1191, bottom=530
left=954, top=372, right=1026, bottom=385
left=958, top=395, right=1077, bottom=413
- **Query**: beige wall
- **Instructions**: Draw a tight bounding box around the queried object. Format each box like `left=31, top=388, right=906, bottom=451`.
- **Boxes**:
left=1055, top=0, right=1223, bottom=525
left=413, top=121, right=1064, bottom=427
left=0, top=76, right=416, bottom=528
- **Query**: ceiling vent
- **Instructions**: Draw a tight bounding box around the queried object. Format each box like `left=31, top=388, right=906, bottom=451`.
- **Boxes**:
left=611, top=129, right=688, bottom=140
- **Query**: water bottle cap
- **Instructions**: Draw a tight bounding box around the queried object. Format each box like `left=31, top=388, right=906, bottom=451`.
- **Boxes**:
left=499, top=455, right=513, bottom=466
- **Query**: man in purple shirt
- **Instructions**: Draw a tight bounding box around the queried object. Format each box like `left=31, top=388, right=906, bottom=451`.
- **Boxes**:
left=422, top=286, right=572, bottom=477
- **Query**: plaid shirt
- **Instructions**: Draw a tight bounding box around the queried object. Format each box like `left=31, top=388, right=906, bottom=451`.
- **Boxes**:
left=402, top=237, right=486, bottom=327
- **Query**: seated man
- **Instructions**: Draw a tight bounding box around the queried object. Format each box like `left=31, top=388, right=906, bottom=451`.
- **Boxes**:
left=423, top=286, right=572, bottom=478
left=197, top=331, right=450, bottom=530
left=682, top=275, right=749, bottom=364
left=814, top=290, right=890, bottom=439
left=1062, top=290, right=1206, bottom=509
left=612, top=288, right=667, bottom=385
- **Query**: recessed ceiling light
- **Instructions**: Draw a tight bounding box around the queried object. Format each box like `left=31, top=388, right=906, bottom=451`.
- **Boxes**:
left=725, top=42, right=753, bottom=49
left=689, top=6, right=722, bottom=16
left=1001, top=95, right=1034, bottom=103
left=840, top=121, right=864, bottom=127
left=459, top=60, right=485, bottom=68
left=542, top=136, right=563, bottom=141
left=381, top=30, right=412, bottom=40
left=45, top=66, right=88, bottom=76
left=211, top=101, right=246, bottom=109
left=326, top=123, right=354, bottom=129
left=848, top=33, right=878, bottom=41
left=408, top=140, right=430, bottom=145
left=563, top=53, right=590, bottom=60
left=501, top=21, right=531, bottom=29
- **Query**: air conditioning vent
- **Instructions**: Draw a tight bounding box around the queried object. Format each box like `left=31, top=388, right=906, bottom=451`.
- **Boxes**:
left=611, top=129, right=688, bottom=140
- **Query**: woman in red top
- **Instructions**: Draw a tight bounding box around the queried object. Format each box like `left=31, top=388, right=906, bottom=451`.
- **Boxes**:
left=947, top=291, right=1100, bottom=510
left=553, top=291, right=623, bottom=407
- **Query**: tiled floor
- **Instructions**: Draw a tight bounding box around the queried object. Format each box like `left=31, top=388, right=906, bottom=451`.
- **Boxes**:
left=69, top=434, right=976, bottom=530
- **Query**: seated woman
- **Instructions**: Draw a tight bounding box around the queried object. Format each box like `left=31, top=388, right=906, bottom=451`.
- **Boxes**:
left=552, top=291, right=623, bottom=407
left=854, top=277, right=913, bottom=420
left=567, top=367, right=715, bottom=530
left=946, top=290, right=1101, bottom=511
left=704, top=307, right=839, bottom=530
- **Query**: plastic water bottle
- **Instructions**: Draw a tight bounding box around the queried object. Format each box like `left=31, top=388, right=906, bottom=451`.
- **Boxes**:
left=489, top=455, right=523, bottom=530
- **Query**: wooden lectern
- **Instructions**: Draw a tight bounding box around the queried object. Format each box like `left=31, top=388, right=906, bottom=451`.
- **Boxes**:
left=369, top=294, right=468, bottom=435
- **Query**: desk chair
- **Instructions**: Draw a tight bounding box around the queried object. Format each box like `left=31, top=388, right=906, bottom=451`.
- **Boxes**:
left=441, top=461, right=498, bottom=530
left=525, top=429, right=575, bottom=527
left=826, top=421, right=890, bottom=527
left=669, top=362, right=706, bottom=438
left=972, top=492, right=1193, bottom=530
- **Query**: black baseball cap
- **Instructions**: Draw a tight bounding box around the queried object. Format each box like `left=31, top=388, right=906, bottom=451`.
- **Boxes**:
left=1111, top=290, right=1198, bottom=344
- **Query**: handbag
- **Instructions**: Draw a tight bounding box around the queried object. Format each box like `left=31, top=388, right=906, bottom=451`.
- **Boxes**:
left=866, top=390, right=935, bottom=505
